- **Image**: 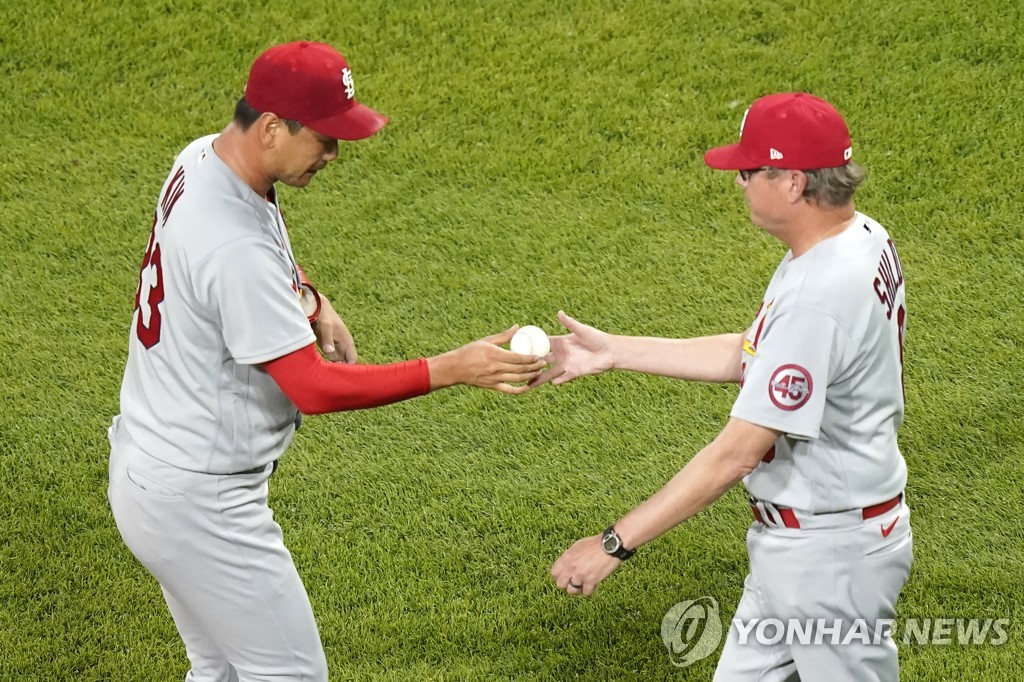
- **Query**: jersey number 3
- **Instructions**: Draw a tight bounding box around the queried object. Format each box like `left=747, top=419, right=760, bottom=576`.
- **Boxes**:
left=134, top=166, right=185, bottom=349
left=134, top=218, right=164, bottom=348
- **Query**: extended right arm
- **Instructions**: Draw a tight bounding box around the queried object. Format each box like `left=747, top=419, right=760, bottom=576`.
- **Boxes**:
left=264, top=343, right=430, bottom=414
left=532, top=311, right=743, bottom=387
left=265, top=327, right=547, bottom=415
left=609, top=332, right=743, bottom=382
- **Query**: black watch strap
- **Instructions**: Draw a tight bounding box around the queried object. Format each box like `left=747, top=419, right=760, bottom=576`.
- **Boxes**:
left=602, top=526, right=636, bottom=561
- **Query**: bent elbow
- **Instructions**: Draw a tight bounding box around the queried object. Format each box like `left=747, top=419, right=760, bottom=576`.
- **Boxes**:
left=721, top=449, right=764, bottom=482
left=289, top=394, right=325, bottom=416
left=742, top=460, right=764, bottom=478
left=729, top=460, right=759, bottom=482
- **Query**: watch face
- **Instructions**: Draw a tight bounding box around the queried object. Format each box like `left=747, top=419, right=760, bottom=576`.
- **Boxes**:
left=602, top=531, right=621, bottom=554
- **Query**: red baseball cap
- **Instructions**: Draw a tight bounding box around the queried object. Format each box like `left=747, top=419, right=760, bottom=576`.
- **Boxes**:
left=704, top=93, right=852, bottom=171
left=244, top=41, right=388, bottom=141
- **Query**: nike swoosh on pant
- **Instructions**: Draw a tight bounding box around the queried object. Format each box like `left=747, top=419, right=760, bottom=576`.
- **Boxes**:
left=881, top=516, right=900, bottom=537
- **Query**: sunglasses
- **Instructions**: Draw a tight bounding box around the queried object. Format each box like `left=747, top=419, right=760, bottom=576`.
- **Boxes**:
left=738, top=167, right=771, bottom=182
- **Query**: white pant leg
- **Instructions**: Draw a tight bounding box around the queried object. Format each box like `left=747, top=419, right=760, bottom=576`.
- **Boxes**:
left=160, top=587, right=239, bottom=682
left=745, top=509, right=913, bottom=682
left=108, top=420, right=328, bottom=682
left=785, top=508, right=913, bottom=682
left=714, top=526, right=799, bottom=682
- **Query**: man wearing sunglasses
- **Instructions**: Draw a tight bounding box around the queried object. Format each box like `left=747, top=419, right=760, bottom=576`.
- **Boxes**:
left=542, top=92, right=912, bottom=681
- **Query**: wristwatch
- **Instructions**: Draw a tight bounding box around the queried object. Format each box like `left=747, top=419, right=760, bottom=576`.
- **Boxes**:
left=601, top=526, right=636, bottom=561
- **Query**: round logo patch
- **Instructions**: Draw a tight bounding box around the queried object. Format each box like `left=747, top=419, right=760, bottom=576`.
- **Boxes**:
left=661, top=596, right=723, bottom=668
left=768, top=364, right=813, bottom=410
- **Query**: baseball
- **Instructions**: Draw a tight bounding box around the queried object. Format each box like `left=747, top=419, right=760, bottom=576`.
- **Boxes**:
left=510, top=325, right=551, bottom=357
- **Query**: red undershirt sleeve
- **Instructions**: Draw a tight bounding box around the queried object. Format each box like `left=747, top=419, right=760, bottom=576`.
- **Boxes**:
left=264, top=343, right=431, bottom=415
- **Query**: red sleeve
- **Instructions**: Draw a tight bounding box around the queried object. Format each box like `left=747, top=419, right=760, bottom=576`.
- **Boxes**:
left=264, top=343, right=431, bottom=415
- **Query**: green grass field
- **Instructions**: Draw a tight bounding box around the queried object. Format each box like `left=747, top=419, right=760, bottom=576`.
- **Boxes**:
left=2, top=0, right=1022, bottom=679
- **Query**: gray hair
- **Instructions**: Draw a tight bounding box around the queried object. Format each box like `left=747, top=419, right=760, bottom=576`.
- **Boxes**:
left=766, top=162, right=866, bottom=207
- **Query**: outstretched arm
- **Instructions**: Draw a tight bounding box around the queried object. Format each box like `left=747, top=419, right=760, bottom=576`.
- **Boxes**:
left=531, top=311, right=744, bottom=387
left=265, top=327, right=547, bottom=414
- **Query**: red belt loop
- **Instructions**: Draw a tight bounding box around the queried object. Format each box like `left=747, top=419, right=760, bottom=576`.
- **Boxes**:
left=862, top=493, right=903, bottom=520
left=778, top=508, right=801, bottom=529
left=749, top=502, right=801, bottom=529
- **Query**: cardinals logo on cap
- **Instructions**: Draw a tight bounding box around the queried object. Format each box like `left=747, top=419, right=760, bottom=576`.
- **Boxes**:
left=341, top=67, right=355, bottom=100
left=704, top=93, right=853, bottom=171
left=739, top=107, right=751, bottom=137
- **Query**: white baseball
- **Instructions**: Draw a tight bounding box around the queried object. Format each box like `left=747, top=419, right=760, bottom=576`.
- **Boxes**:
left=510, top=325, right=550, bottom=357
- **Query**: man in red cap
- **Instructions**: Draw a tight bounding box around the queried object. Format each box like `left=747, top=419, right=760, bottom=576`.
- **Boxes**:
left=541, top=93, right=912, bottom=680
left=108, top=41, right=546, bottom=681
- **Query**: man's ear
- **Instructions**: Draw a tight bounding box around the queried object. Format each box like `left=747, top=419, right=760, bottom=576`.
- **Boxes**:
left=786, top=170, right=808, bottom=204
left=256, top=112, right=283, bottom=149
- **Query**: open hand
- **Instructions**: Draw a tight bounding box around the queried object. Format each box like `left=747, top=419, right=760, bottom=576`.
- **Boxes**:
left=530, top=311, right=615, bottom=388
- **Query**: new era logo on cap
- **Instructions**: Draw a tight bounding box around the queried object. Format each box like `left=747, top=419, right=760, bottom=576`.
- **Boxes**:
left=244, top=41, right=387, bottom=141
left=704, top=93, right=853, bottom=171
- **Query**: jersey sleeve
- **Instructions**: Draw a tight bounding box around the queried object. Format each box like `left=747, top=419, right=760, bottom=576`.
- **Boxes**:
left=195, top=238, right=316, bottom=365
left=264, top=343, right=431, bottom=414
left=731, top=309, right=846, bottom=440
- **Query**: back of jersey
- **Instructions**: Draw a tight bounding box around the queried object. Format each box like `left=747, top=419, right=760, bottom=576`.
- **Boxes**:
left=118, top=136, right=315, bottom=474
left=734, top=213, right=909, bottom=512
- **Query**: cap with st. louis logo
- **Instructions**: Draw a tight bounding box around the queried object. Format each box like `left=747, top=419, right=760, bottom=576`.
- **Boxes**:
left=704, top=92, right=853, bottom=171
left=244, top=41, right=388, bottom=141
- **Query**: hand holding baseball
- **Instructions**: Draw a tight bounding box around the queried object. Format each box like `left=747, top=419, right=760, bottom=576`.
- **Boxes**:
left=529, top=311, right=615, bottom=388
left=510, top=325, right=551, bottom=357
left=428, top=326, right=547, bottom=394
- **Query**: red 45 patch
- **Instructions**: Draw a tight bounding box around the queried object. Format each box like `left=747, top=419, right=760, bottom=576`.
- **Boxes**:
left=768, top=365, right=813, bottom=410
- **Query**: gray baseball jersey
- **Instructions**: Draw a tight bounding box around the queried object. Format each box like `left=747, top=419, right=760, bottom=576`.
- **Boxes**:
left=119, top=135, right=315, bottom=474
left=731, top=212, right=908, bottom=512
